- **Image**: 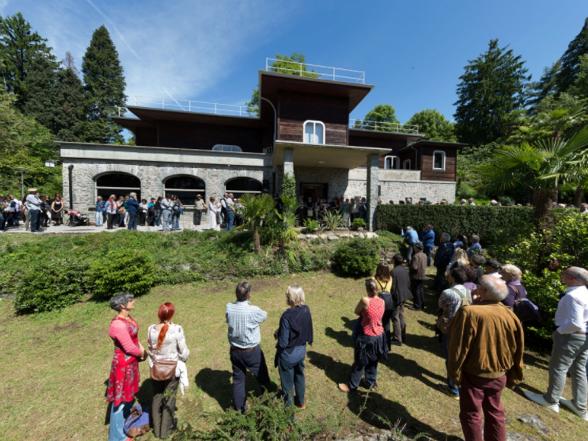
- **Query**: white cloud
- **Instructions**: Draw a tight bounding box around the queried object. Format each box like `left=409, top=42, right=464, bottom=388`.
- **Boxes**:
left=6, top=0, right=295, bottom=101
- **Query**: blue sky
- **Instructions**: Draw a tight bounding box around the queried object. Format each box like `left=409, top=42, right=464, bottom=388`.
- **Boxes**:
left=2, top=0, right=586, bottom=122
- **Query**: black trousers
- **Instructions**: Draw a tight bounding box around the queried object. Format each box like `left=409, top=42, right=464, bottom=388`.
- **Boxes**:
left=152, top=377, right=179, bottom=439
left=230, top=345, right=270, bottom=412
left=193, top=209, right=202, bottom=226
left=107, top=213, right=114, bottom=229
left=412, top=279, right=426, bottom=310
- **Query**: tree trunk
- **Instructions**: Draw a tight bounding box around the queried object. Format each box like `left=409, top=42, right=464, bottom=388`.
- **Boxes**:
left=253, top=229, right=261, bottom=253
left=533, top=188, right=557, bottom=228
left=574, top=185, right=585, bottom=208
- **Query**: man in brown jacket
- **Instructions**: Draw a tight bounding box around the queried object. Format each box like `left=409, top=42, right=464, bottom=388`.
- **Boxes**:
left=410, top=242, right=428, bottom=310
left=448, top=275, right=525, bottom=441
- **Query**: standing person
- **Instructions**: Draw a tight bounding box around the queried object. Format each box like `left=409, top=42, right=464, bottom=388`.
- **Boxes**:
left=95, top=196, right=105, bottom=226
left=448, top=276, right=525, bottom=441
left=484, top=259, right=502, bottom=279
left=275, top=285, right=313, bottom=408
left=391, top=254, right=412, bottom=345
left=437, top=267, right=472, bottom=398
left=160, top=195, right=172, bottom=232
left=522, top=267, right=588, bottom=421
left=372, top=262, right=393, bottom=350
left=341, top=198, right=351, bottom=228
left=146, top=198, right=156, bottom=226
left=193, top=194, right=206, bottom=226
left=226, top=281, right=271, bottom=412
left=105, top=195, right=117, bottom=230
left=467, top=234, right=483, bottom=257
left=499, top=264, right=527, bottom=308
left=338, top=279, right=387, bottom=392
left=138, top=199, right=148, bottom=226
left=410, top=243, right=428, bottom=311
left=50, top=194, right=64, bottom=226
left=116, top=196, right=125, bottom=228
left=434, top=233, right=454, bottom=291
left=208, top=196, right=221, bottom=231
left=421, top=225, right=435, bottom=266
left=147, top=302, right=190, bottom=439
left=171, top=195, right=183, bottom=230
left=126, top=192, right=140, bottom=231
left=154, top=197, right=162, bottom=227
left=221, top=193, right=235, bottom=231
left=106, top=293, right=146, bottom=441
left=25, top=188, right=42, bottom=233
left=403, top=226, right=419, bottom=262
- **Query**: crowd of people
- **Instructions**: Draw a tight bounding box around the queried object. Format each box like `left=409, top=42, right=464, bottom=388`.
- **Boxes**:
left=104, top=226, right=588, bottom=441
left=0, top=189, right=65, bottom=232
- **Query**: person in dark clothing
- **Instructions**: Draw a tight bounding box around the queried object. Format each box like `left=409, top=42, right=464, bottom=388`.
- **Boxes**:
left=274, top=285, right=313, bottom=407
left=391, top=254, right=412, bottom=344
left=410, top=242, right=428, bottom=310
left=126, top=193, right=140, bottom=231
left=421, top=225, right=435, bottom=266
left=469, top=254, right=486, bottom=284
left=434, top=232, right=455, bottom=292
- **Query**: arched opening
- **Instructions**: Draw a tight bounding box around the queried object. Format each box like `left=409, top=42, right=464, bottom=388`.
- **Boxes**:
left=225, top=177, right=263, bottom=199
left=95, top=172, right=141, bottom=200
left=164, top=175, right=205, bottom=206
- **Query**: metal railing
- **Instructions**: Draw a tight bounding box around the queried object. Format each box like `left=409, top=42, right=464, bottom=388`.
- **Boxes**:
left=349, top=119, right=420, bottom=135
left=115, top=96, right=256, bottom=118
left=265, top=58, right=365, bottom=84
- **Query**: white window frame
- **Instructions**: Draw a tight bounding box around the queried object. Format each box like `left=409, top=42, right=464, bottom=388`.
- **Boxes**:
left=432, top=150, right=446, bottom=171
left=384, top=155, right=399, bottom=170
left=402, top=159, right=411, bottom=170
left=303, top=120, right=326, bottom=145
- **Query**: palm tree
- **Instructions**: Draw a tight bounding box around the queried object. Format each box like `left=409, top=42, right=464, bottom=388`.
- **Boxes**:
left=480, top=126, right=588, bottom=222
left=239, top=194, right=275, bottom=253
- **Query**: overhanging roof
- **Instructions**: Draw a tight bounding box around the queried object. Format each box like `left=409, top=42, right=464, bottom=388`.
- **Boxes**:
left=259, top=71, right=373, bottom=115
left=124, top=106, right=265, bottom=128
left=407, top=139, right=468, bottom=149
left=349, top=127, right=425, bottom=143
left=273, top=140, right=389, bottom=169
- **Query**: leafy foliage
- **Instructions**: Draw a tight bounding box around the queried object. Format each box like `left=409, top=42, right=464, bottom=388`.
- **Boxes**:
left=406, top=109, right=456, bottom=141
left=375, top=204, right=535, bottom=247
left=350, top=218, right=366, bottom=231
left=355, top=104, right=399, bottom=130
left=86, top=248, right=156, bottom=300
left=239, top=194, right=276, bottom=252
left=331, top=238, right=380, bottom=277
left=303, top=218, right=320, bottom=233
left=454, top=39, right=530, bottom=145
left=322, top=211, right=342, bottom=231
left=555, top=18, right=588, bottom=95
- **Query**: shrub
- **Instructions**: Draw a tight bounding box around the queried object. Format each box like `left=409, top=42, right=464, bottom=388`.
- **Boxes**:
left=303, top=218, right=320, bottom=233
left=332, top=238, right=379, bottom=277
left=375, top=204, right=535, bottom=247
left=14, top=258, right=87, bottom=314
left=350, top=218, right=366, bottom=231
left=322, top=211, right=342, bottom=231
left=172, top=393, right=322, bottom=440
left=86, top=248, right=156, bottom=300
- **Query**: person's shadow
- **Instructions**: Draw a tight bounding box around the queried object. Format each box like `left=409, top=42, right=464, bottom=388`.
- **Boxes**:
left=307, top=351, right=462, bottom=440
left=195, top=368, right=233, bottom=409
left=383, top=352, right=446, bottom=391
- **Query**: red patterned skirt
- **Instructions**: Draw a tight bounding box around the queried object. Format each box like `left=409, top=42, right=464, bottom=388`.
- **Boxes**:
left=106, top=348, right=140, bottom=406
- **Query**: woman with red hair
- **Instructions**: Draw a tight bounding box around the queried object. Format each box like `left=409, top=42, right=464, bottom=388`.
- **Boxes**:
left=147, top=302, right=190, bottom=439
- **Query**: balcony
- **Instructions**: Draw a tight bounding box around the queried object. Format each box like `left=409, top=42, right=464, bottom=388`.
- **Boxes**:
left=115, top=96, right=256, bottom=118
left=349, top=119, right=421, bottom=135
left=265, top=57, right=366, bottom=84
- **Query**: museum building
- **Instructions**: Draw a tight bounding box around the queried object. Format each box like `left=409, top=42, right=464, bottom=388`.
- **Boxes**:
left=59, top=59, right=463, bottom=229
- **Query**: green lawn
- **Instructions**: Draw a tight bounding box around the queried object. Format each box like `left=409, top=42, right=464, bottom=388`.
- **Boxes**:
left=0, top=271, right=584, bottom=441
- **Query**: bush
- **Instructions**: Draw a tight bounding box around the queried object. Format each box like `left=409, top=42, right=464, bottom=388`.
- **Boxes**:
left=86, top=248, right=156, bottom=300
left=14, top=258, right=87, bottom=314
left=303, top=218, right=320, bottom=233
left=350, top=218, right=366, bottom=231
left=172, top=393, right=322, bottom=441
left=332, top=238, right=379, bottom=277
left=322, top=211, right=342, bottom=231
left=375, top=204, right=535, bottom=247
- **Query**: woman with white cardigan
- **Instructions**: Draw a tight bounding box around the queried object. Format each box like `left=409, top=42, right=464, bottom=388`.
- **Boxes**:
left=208, top=196, right=221, bottom=230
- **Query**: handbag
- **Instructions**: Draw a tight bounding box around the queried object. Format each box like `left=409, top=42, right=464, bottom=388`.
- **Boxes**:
left=150, top=357, right=177, bottom=381
left=123, top=402, right=150, bottom=437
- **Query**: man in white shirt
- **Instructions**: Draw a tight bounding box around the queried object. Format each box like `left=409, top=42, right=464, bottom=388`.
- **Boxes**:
left=25, top=188, right=42, bottom=232
left=523, top=266, right=588, bottom=421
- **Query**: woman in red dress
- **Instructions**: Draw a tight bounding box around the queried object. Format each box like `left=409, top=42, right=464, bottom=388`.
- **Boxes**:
left=106, top=293, right=146, bottom=441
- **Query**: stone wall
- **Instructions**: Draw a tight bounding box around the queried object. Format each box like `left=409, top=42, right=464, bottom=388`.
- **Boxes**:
left=379, top=180, right=456, bottom=204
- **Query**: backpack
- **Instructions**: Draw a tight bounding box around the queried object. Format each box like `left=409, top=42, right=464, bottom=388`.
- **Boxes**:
left=123, top=402, right=150, bottom=437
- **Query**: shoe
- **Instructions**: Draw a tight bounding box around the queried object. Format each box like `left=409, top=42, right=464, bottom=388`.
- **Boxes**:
left=560, top=398, right=588, bottom=421
left=337, top=383, right=351, bottom=393
left=367, top=382, right=378, bottom=391
left=295, top=403, right=306, bottom=410
left=522, top=390, right=560, bottom=413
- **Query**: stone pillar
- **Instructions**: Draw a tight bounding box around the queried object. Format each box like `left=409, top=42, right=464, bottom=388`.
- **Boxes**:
left=367, top=154, right=379, bottom=232
left=283, top=148, right=294, bottom=177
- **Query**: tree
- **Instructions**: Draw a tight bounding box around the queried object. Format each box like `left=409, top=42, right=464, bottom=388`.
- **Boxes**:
left=454, top=39, right=530, bottom=145
left=82, top=26, right=126, bottom=143
left=239, top=194, right=276, bottom=253
left=0, top=90, right=60, bottom=196
left=555, top=18, right=588, bottom=95
left=247, top=53, right=318, bottom=116
left=53, top=53, right=86, bottom=141
left=569, top=54, right=588, bottom=99
left=527, top=61, right=561, bottom=110
left=406, top=109, right=455, bottom=141
left=480, top=126, right=588, bottom=221
left=355, top=104, right=399, bottom=131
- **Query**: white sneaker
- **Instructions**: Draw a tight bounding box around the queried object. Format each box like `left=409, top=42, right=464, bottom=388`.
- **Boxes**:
left=522, top=390, right=560, bottom=413
left=560, top=398, right=588, bottom=421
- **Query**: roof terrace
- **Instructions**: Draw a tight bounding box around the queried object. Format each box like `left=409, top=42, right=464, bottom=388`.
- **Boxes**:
left=264, top=57, right=366, bottom=84
left=349, top=119, right=421, bottom=135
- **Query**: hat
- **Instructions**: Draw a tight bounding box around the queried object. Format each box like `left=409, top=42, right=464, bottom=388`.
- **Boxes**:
left=28, top=188, right=38, bottom=193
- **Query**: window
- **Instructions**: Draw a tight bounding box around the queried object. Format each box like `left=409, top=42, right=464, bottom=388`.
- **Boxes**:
left=95, top=172, right=141, bottom=200
left=213, top=144, right=242, bottom=153
left=303, top=120, right=325, bottom=144
left=433, top=150, right=446, bottom=171
left=384, top=155, right=399, bottom=170
left=402, top=159, right=411, bottom=170
left=164, top=175, right=205, bottom=206
left=225, top=177, right=263, bottom=198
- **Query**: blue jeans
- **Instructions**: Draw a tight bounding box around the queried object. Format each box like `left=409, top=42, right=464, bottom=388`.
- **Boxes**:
left=441, top=333, right=459, bottom=396
left=225, top=210, right=235, bottom=231
left=29, top=209, right=41, bottom=232
left=127, top=213, right=137, bottom=230
left=278, top=353, right=306, bottom=406
left=172, top=213, right=180, bottom=230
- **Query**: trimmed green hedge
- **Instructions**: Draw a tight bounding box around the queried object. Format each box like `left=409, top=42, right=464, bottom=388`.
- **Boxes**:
left=375, top=205, right=535, bottom=246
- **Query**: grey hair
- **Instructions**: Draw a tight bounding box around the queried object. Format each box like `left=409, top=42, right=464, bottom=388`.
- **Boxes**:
left=565, top=267, right=588, bottom=285
left=109, top=292, right=135, bottom=311
left=286, top=285, right=305, bottom=306
left=500, top=264, right=522, bottom=282
left=478, top=275, right=508, bottom=302
left=441, top=232, right=451, bottom=242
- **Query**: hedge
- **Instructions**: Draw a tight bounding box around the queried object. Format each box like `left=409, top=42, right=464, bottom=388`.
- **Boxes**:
left=375, top=205, right=535, bottom=247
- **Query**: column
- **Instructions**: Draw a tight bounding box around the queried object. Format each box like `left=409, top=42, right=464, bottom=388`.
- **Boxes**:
left=367, top=154, right=379, bottom=232
left=283, top=148, right=294, bottom=177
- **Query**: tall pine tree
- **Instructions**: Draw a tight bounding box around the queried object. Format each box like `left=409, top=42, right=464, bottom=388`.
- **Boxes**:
left=53, top=52, right=86, bottom=141
left=555, top=17, right=588, bottom=94
left=82, top=26, right=126, bottom=143
left=454, top=39, right=529, bottom=145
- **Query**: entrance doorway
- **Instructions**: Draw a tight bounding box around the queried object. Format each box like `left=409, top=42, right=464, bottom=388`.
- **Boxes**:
left=301, top=183, right=328, bottom=204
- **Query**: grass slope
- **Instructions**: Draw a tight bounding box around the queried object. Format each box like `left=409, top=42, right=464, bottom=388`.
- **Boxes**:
left=0, top=272, right=583, bottom=441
